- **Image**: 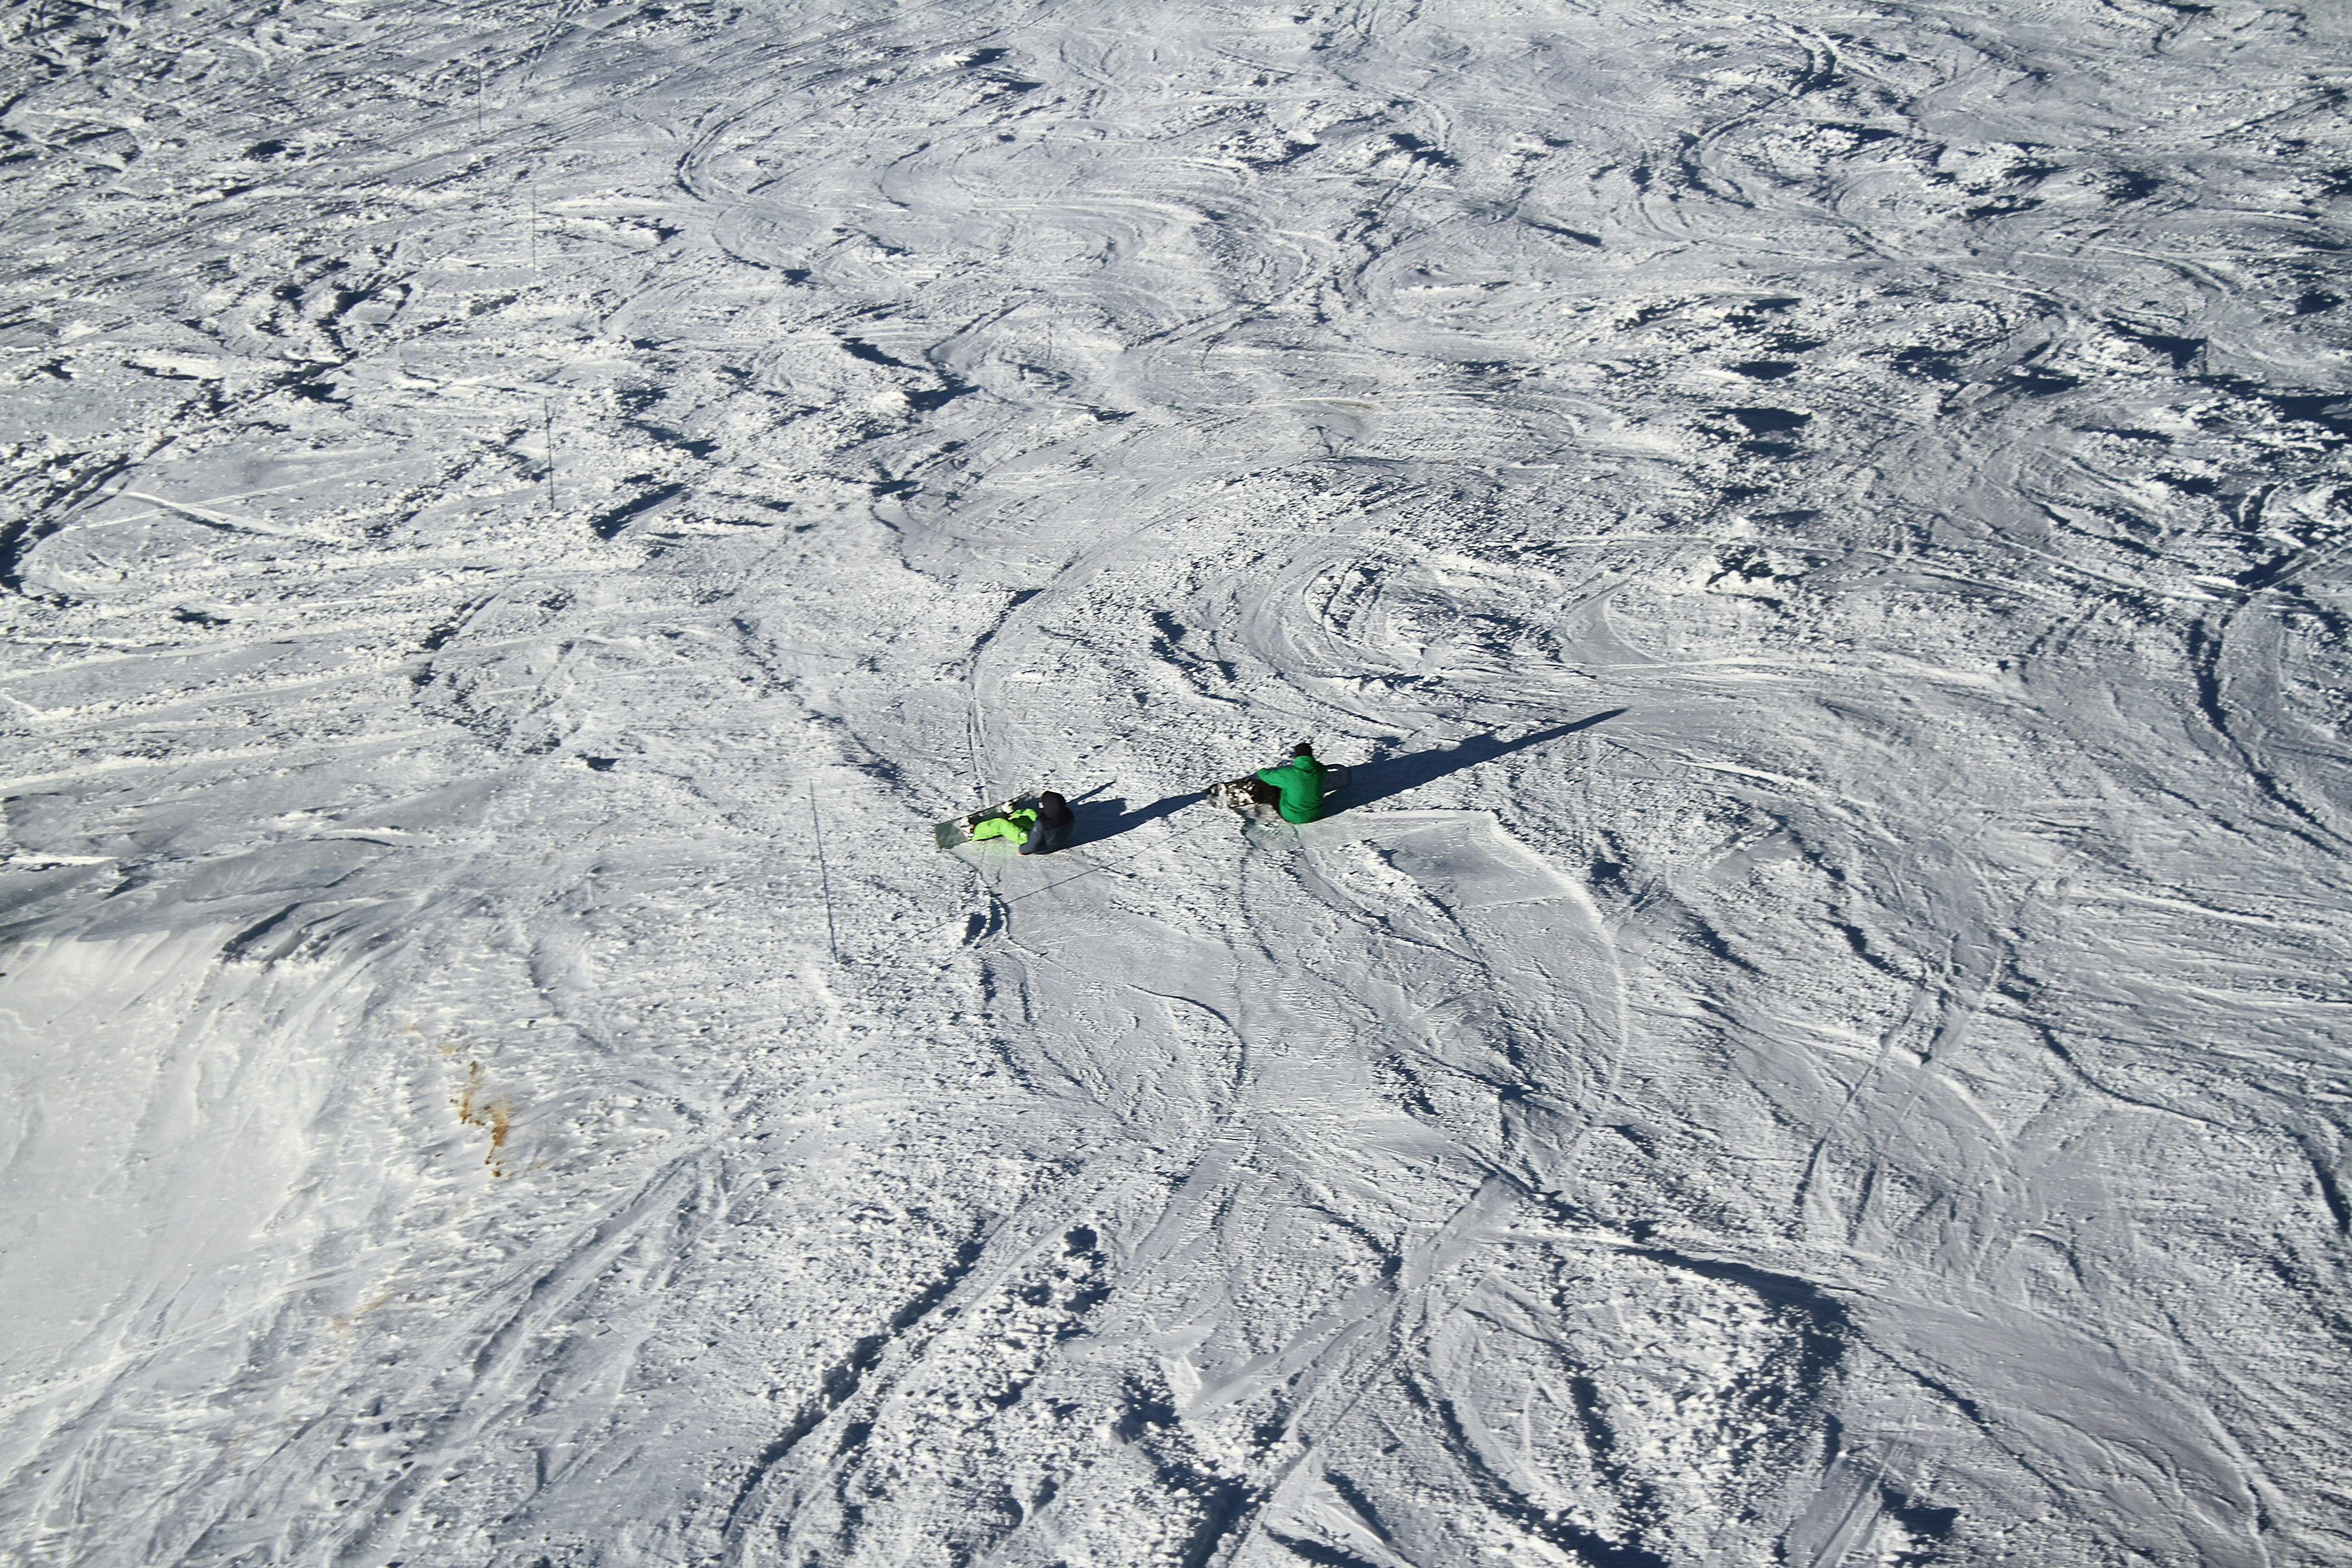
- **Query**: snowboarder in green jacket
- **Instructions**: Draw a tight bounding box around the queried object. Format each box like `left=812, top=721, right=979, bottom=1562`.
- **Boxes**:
left=1256, top=743, right=1328, bottom=824
left=971, top=806, right=1039, bottom=847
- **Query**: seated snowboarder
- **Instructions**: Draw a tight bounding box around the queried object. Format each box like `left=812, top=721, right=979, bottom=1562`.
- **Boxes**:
left=1023, top=791, right=1074, bottom=855
left=1255, top=742, right=1328, bottom=824
left=970, top=805, right=1039, bottom=849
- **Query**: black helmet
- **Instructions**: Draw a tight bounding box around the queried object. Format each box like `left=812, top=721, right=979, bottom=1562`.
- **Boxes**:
left=1292, top=741, right=1313, bottom=757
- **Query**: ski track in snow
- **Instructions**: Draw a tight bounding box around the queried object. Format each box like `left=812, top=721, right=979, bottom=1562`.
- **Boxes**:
left=3, top=0, right=2351, bottom=1563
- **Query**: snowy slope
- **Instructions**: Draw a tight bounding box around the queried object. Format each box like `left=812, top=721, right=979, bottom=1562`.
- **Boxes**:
left=4, top=0, right=2352, bottom=1563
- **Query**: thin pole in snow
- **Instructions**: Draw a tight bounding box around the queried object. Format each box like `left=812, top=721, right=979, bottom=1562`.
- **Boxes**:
left=810, top=781, right=840, bottom=963
left=543, top=399, right=557, bottom=510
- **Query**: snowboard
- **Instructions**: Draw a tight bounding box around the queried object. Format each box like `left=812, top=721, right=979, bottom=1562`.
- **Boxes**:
left=1204, top=765, right=1351, bottom=816
left=935, top=793, right=1041, bottom=850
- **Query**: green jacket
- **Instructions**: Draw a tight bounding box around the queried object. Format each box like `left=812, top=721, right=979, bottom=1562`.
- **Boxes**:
left=972, top=808, right=1038, bottom=845
left=1255, top=755, right=1327, bottom=823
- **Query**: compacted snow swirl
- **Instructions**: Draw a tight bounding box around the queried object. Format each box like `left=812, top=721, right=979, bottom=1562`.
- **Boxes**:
left=4, top=0, right=2351, bottom=1564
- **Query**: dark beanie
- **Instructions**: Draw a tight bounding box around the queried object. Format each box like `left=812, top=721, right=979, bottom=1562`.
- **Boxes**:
left=1292, top=741, right=1313, bottom=756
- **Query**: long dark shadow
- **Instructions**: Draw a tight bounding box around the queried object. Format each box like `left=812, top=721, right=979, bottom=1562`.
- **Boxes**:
left=1335, top=708, right=1628, bottom=813
left=1068, top=790, right=1196, bottom=848
left=1063, top=708, right=1625, bottom=847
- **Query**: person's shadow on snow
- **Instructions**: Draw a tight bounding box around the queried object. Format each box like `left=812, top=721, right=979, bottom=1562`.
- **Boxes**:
left=1336, top=709, right=1628, bottom=812
left=1071, top=789, right=1196, bottom=846
left=1075, top=709, right=1628, bottom=848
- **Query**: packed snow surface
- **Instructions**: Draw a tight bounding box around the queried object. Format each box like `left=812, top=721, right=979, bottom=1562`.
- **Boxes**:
left=5, top=0, right=2352, bottom=1563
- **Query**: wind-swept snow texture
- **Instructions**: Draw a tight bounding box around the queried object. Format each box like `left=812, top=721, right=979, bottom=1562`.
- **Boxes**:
left=4, top=0, right=2352, bottom=1563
